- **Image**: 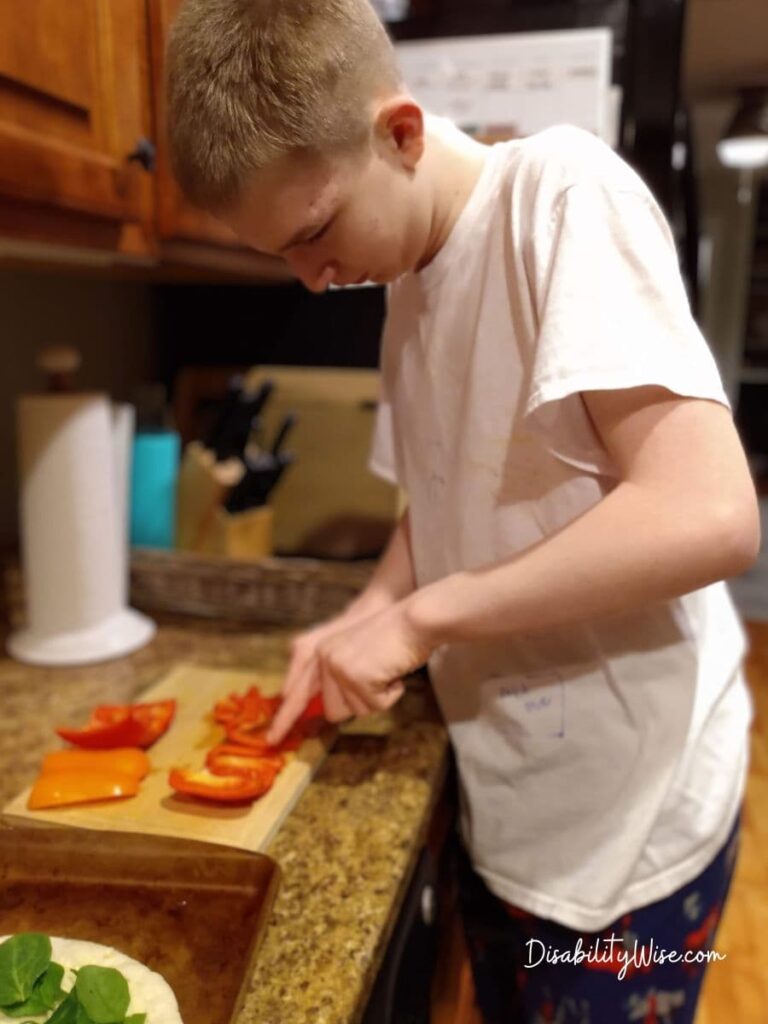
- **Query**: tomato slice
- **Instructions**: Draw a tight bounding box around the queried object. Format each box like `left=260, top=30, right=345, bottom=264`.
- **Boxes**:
left=224, top=720, right=303, bottom=754
left=41, top=748, right=150, bottom=779
left=205, top=746, right=284, bottom=780
left=57, top=700, right=176, bottom=750
left=168, top=766, right=274, bottom=803
left=27, top=769, right=139, bottom=810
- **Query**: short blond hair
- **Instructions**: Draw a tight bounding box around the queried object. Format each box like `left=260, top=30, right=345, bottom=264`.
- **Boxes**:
left=166, top=0, right=402, bottom=211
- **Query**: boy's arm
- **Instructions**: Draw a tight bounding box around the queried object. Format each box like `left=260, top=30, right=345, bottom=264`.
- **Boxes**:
left=345, top=507, right=417, bottom=616
left=289, top=386, right=759, bottom=724
left=409, top=386, right=759, bottom=642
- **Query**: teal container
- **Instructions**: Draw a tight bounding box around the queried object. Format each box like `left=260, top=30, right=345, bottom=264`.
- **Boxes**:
left=129, top=430, right=181, bottom=549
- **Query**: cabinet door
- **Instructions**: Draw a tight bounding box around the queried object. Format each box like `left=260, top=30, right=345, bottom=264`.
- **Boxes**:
left=0, top=0, right=152, bottom=226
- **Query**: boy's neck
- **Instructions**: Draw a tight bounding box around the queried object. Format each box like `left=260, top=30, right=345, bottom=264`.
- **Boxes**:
left=416, top=117, right=490, bottom=272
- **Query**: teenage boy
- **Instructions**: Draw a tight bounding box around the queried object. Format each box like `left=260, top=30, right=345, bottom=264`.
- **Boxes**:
left=166, top=3, right=759, bottom=1019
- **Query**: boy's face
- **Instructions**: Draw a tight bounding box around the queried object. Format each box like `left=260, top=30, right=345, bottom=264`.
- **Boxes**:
left=217, top=100, right=430, bottom=292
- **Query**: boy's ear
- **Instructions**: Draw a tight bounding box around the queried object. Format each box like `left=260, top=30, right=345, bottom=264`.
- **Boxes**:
left=373, top=95, right=424, bottom=170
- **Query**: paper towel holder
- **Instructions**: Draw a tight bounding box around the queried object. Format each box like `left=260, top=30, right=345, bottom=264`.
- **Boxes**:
left=8, top=607, right=156, bottom=668
left=8, top=349, right=156, bottom=667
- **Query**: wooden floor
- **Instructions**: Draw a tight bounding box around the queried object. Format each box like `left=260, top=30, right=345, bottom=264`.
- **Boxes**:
left=696, top=620, right=768, bottom=1021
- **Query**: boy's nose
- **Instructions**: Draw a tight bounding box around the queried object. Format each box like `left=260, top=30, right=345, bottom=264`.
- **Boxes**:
left=286, top=254, right=338, bottom=293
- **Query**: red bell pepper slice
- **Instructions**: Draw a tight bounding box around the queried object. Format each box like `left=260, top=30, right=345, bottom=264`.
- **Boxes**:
left=224, top=719, right=304, bottom=754
left=297, top=693, right=325, bottom=722
left=168, top=766, right=274, bottom=803
left=56, top=700, right=176, bottom=750
left=239, top=687, right=281, bottom=726
left=212, top=692, right=246, bottom=725
left=205, top=746, right=284, bottom=780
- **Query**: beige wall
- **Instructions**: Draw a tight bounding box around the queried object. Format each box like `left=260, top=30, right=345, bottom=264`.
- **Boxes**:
left=0, top=270, right=156, bottom=545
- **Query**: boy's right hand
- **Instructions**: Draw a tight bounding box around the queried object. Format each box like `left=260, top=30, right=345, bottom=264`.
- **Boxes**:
left=267, top=600, right=389, bottom=745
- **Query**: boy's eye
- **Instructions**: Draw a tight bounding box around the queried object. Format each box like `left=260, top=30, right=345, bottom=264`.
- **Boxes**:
left=305, top=220, right=332, bottom=245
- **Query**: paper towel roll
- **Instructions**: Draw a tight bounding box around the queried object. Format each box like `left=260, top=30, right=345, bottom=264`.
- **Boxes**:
left=8, top=392, right=155, bottom=666
left=112, top=402, right=135, bottom=605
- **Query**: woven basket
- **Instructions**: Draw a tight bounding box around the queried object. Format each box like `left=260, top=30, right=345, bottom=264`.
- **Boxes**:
left=130, top=548, right=374, bottom=626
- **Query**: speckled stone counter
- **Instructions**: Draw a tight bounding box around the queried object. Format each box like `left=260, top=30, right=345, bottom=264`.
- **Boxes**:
left=0, top=615, right=449, bottom=1024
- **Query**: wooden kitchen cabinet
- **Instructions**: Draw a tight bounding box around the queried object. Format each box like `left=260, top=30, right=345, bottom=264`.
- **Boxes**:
left=0, top=0, right=289, bottom=279
left=0, top=0, right=153, bottom=253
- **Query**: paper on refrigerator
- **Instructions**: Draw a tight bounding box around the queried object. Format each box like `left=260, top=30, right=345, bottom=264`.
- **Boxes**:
left=395, top=28, right=619, bottom=147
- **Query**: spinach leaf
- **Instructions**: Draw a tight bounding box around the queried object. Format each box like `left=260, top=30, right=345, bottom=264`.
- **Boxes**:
left=47, top=990, right=81, bottom=1024
left=37, top=961, right=65, bottom=1010
left=3, top=961, right=66, bottom=1017
left=0, top=933, right=51, bottom=1006
left=74, top=967, right=129, bottom=1024
left=124, top=1015, right=146, bottom=1024
left=75, top=1001, right=96, bottom=1024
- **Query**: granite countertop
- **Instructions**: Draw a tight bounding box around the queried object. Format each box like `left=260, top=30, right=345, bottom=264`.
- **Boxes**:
left=0, top=614, right=449, bottom=1024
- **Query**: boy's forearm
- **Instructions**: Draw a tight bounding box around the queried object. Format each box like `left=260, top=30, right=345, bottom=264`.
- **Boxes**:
left=404, top=481, right=757, bottom=646
left=348, top=509, right=416, bottom=616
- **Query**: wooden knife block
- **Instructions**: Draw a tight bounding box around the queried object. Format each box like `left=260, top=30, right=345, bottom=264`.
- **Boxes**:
left=176, top=442, right=273, bottom=559
left=205, top=505, right=273, bottom=560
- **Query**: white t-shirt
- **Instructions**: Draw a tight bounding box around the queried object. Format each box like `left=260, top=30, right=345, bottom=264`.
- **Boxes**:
left=370, top=120, right=751, bottom=931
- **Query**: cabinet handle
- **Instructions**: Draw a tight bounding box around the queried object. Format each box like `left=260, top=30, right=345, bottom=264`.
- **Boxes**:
left=127, top=138, right=156, bottom=173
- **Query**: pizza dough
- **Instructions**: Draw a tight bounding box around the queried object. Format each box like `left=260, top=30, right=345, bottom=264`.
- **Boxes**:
left=0, top=936, right=182, bottom=1024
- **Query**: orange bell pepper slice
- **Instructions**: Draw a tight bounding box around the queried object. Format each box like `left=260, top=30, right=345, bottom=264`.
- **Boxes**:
left=41, top=748, right=150, bottom=779
left=27, top=769, right=139, bottom=810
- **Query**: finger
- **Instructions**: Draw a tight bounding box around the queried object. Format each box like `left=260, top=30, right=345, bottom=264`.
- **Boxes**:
left=370, top=680, right=405, bottom=712
left=320, top=670, right=355, bottom=723
left=280, top=634, right=319, bottom=698
left=342, top=672, right=402, bottom=713
left=341, top=687, right=372, bottom=718
left=382, top=680, right=405, bottom=706
left=266, top=665, right=318, bottom=744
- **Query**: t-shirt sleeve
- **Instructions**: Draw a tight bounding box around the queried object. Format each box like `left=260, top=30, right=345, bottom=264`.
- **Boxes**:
left=524, top=179, right=730, bottom=441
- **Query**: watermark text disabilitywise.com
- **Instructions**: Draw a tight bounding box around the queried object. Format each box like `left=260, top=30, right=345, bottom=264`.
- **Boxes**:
left=524, top=935, right=726, bottom=982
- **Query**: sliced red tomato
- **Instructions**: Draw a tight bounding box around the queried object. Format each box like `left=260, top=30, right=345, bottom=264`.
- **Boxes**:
left=168, top=766, right=274, bottom=803
left=27, top=769, right=139, bottom=810
left=41, top=747, right=150, bottom=779
left=224, top=719, right=303, bottom=754
left=57, top=700, right=175, bottom=750
left=205, top=745, right=284, bottom=780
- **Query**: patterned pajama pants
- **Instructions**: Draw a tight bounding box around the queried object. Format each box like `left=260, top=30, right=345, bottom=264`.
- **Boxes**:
left=457, top=814, right=740, bottom=1024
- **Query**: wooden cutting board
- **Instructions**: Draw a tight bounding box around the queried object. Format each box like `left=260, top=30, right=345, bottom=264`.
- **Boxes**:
left=3, top=663, right=334, bottom=851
